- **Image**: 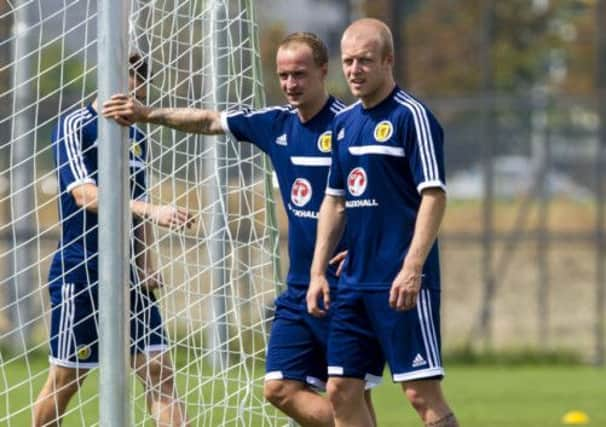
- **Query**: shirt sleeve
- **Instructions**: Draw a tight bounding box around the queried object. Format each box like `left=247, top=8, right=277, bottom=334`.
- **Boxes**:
left=403, top=107, right=446, bottom=194
left=220, top=108, right=279, bottom=154
left=325, top=123, right=345, bottom=197
left=53, top=112, right=95, bottom=194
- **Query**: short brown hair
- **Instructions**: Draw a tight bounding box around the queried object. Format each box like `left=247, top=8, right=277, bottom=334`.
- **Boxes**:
left=278, top=32, right=328, bottom=67
left=128, top=53, right=150, bottom=82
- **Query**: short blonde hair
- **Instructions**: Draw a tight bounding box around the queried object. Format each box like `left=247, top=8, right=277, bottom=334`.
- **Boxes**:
left=343, top=18, right=394, bottom=59
left=279, top=32, right=329, bottom=67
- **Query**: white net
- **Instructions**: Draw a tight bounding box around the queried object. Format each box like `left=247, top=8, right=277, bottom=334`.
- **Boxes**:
left=0, top=0, right=285, bottom=425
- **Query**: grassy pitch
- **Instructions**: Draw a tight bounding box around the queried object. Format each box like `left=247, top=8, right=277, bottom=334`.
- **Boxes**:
left=2, top=353, right=604, bottom=426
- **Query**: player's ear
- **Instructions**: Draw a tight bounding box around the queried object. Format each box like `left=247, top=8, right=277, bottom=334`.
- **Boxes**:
left=321, top=63, right=328, bottom=78
left=383, top=52, right=394, bottom=68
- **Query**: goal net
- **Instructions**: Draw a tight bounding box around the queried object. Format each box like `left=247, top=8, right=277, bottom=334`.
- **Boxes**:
left=0, top=0, right=285, bottom=425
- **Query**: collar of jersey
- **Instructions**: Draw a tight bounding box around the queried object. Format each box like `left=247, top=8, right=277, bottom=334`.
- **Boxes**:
left=360, top=85, right=400, bottom=113
left=297, top=95, right=335, bottom=126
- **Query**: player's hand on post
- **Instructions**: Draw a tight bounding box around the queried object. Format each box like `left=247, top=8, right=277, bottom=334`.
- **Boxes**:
left=329, top=250, right=347, bottom=277
left=102, top=94, right=150, bottom=127
left=306, top=275, right=330, bottom=317
left=389, top=264, right=423, bottom=311
left=147, top=204, right=195, bottom=229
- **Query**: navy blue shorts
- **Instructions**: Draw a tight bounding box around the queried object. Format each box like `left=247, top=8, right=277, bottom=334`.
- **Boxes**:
left=265, top=287, right=383, bottom=390
left=49, top=282, right=168, bottom=368
left=327, top=287, right=443, bottom=383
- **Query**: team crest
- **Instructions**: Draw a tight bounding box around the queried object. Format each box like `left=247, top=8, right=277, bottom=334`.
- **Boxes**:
left=317, top=131, right=332, bottom=153
left=347, top=167, right=367, bottom=197
left=373, top=120, right=393, bottom=143
left=77, top=345, right=91, bottom=361
left=291, top=178, right=312, bottom=207
left=131, top=142, right=143, bottom=157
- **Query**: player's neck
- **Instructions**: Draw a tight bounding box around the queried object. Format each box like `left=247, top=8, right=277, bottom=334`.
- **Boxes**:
left=296, top=92, right=329, bottom=123
left=91, top=98, right=98, bottom=112
left=360, top=79, right=396, bottom=110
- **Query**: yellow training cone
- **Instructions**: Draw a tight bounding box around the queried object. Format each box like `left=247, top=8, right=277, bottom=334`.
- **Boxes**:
left=562, top=410, right=590, bottom=425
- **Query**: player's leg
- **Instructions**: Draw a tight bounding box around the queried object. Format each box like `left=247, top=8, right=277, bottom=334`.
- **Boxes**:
left=33, top=365, right=89, bottom=427
left=402, top=379, right=458, bottom=427
left=34, top=283, right=95, bottom=426
left=364, top=389, right=377, bottom=427
left=371, top=288, right=458, bottom=426
left=264, top=287, right=333, bottom=426
left=263, top=379, right=333, bottom=427
left=326, top=377, right=372, bottom=427
left=132, top=351, right=187, bottom=426
left=325, top=288, right=383, bottom=427
left=363, top=353, right=383, bottom=427
left=130, top=288, right=188, bottom=426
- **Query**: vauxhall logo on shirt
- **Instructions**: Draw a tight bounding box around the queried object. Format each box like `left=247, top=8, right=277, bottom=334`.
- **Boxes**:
left=347, top=167, right=367, bottom=196
left=291, top=178, right=312, bottom=207
left=346, top=167, right=379, bottom=208
left=287, top=178, right=318, bottom=219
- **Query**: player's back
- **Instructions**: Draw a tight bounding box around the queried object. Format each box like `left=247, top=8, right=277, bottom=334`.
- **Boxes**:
left=48, top=104, right=147, bottom=293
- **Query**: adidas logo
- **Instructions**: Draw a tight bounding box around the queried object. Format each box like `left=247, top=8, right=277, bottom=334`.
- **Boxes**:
left=337, top=128, right=345, bottom=140
left=275, top=134, right=288, bottom=146
left=412, top=353, right=427, bottom=368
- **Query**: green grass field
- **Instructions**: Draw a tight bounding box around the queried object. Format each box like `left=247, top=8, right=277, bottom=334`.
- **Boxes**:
left=2, top=352, right=605, bottom=426
left=377, top=364, right=605, bottom=426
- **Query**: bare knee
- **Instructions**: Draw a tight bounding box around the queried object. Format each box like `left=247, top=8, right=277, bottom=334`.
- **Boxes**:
left=326, top=378, right=362, bottom=412
left=136, top=354, right=175, bottom=396
left=405, top=386, right=429, bottom=414
left=34, top=365, right=88, bottom=426
left=403, top=380, right=453, bottom=423
left=263, top=380, right=297, bottom=408
left=49, top=366, right=87, bottom=395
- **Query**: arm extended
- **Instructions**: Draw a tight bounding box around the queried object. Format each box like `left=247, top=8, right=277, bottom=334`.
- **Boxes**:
left=102, top=94, right=225, bottom=135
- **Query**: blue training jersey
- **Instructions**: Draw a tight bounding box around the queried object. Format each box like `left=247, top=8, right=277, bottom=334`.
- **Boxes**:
left=48, top=103, right=147, bottom=292
left=326, top=87, right=446, bottom=290
left=221, top=96, right=346, bottom=289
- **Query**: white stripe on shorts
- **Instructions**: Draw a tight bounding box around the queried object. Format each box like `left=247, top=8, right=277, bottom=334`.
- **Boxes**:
left=424, top=289, right=441, bottom=366
left=264, top=371, right=284, bottom=381
left=57, top=285, right=67, bottom=360
left=417, top=289, right=438, bottom=368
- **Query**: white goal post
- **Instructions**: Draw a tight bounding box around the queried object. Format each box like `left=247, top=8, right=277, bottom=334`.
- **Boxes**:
left=0, top=0, right=285, bottom=425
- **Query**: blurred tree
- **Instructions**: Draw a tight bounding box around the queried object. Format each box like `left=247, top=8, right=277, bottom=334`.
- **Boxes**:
left=259, top=23, right=287, bottom=105
left=555, top=0, right=596, bottom=94
left=359, top=0, right=595, bottom=96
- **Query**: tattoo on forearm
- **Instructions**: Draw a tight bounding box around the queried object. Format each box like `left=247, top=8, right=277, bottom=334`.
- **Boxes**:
left=426, top=413, right=459, bottom=427
left=153, top=109, right=209, bottom=134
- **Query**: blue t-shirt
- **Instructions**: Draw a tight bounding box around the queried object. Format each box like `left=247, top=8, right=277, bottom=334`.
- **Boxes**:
left=326, top=87, right=446, bottom=290
left=48, top=103, right=147, bottom=293
left=221, top=96, right=346, bottom=289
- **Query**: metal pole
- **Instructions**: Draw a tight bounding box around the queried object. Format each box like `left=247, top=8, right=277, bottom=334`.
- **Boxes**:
left=476, top=0, right=496, bottom=349
left=594, top=0, right=606, bottom=366
left=532, top=88, right=550, bottom=349
left=8, top=0, right=35, bottom=354
left=249, top=0, right=282, bottom=294
left=391, top=0, right=406, bottom=87
left=98, top=0, right=130, bottom=425
left=207, top=0, right=229, bottom=369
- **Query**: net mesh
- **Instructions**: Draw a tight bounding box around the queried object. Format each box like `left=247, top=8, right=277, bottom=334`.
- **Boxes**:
left=0, top=0, right=285, bottom=425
